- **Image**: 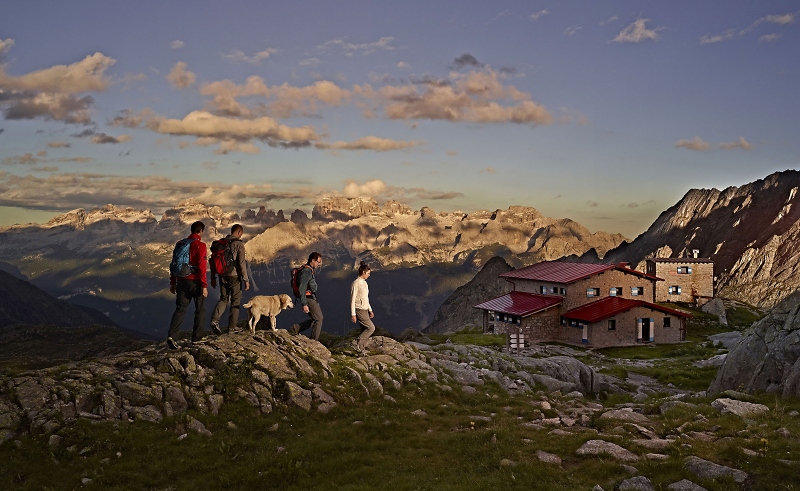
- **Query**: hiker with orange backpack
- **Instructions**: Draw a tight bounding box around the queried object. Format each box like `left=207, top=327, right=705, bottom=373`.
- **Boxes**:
left=289, top=252, right=324, bottom=341
left=209, top=224, right=250, bottom=334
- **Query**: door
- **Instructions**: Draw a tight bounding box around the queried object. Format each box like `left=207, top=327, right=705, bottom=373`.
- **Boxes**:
left=641, top=318, right=653, bottom=342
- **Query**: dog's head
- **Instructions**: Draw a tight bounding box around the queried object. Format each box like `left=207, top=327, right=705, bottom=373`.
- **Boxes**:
left=280, top=294, right=294, bottom=310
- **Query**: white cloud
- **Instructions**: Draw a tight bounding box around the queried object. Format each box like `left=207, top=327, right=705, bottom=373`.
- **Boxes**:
left=674, top=136, right=710, bottom=151
left=612, top=18, right=663, bottom=43
left=599, top=15, right=618, bottom=26
left=720, top=137, right=753, bottom=150
left=222, top=48, right=279, bottom=65
left=759, top=33, right=781, bottom=42
left=316, top=136, right=423, bottom=152
left=0, top=52, right=116, bottom=93
left=342, top=179, right=387, bottom=198
left=700, top=29, right=736, bottom=44
left=529, top=10, right=549, bottom=21
left=171, top=40, right=186, bottom=49
left=299, top=57, right=320, bottom=67
left=318, top=36, right=395, bottom=55
left=166, top=61, right=196, bottom=89
left=0, top=38, right=14, bottom=60
left=397, top=61, right=410, bottom=69
left=564, top=25, right=582, bottom=36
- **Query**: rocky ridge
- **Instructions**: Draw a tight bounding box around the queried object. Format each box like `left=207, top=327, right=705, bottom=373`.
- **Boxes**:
left=601, top=170, right=800, bottom=309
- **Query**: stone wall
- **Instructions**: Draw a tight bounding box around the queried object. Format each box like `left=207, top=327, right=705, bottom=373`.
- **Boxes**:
left=650, top=261, right=714, bottom=303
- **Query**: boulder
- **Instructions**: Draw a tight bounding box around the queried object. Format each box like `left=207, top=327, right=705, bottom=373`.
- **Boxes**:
left=683, top=456, right=748, bottom=484
left=710, top=398, right=769, bottom=418
left=575, top=440, right=639, bottom=462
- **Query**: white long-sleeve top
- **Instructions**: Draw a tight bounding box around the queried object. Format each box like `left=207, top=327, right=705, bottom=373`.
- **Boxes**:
left=350, top=277, right=372, bottom=315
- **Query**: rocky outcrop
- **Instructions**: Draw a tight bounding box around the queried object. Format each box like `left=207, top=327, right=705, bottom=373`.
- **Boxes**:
left=312, top=196, right=380, bottom=221
left=0, top=330, right=604, bottom=443
left=425, top=256, right=514, bottom=334
left=709, top=290, right=800, bottom=397
left=601, top=170, right=800, bottom=309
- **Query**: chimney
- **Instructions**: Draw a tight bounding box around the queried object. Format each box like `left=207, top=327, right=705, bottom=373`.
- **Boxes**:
left=692, top=249, right=699, bottom=259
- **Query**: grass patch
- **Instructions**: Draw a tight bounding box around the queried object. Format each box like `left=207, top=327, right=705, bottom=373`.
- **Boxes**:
left=428, top=326, right=507, bottom=347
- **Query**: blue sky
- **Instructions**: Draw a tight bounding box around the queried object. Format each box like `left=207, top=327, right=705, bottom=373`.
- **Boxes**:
left=0, top=1, right=798, bottom=238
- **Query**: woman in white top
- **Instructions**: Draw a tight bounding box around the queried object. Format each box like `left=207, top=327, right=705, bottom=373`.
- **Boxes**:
left=350, top=261, right=375, bottom=351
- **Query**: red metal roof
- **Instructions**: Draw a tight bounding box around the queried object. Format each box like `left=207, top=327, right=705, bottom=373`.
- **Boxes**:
left=500, top=261, right=662, bottom=283
left=647, top=257, right=714, bottom=264
left=474, top=291, right=562, bottom=316
left=562, top=296, right=692, bottom=323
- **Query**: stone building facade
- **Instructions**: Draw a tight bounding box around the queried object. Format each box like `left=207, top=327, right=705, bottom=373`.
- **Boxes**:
left=475, top=261, right=691, bottom=348
left=645, top=257, right=714, bottom=305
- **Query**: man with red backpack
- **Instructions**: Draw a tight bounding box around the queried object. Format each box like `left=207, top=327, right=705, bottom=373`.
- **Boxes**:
left=167, top=220, right=208, bottom=349
left=289, top=252, right=324, bottom=341
left=209, top=224, right=249, bottom=334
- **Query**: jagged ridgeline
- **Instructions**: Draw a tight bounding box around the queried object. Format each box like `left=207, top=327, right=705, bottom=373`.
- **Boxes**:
left=0, top=197, right=625, bottom=338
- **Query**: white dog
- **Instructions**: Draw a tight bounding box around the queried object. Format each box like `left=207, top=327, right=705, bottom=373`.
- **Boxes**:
left=242, top=294, right=294, bottom=333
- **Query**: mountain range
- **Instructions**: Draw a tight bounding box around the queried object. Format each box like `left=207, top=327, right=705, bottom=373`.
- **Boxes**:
left=3, top=169, right=800, bottom=338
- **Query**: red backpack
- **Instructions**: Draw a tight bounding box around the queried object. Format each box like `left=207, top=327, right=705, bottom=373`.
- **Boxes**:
left=210, top=238, right=238, bottom=276
left=290, top=264, right=313, bottom=298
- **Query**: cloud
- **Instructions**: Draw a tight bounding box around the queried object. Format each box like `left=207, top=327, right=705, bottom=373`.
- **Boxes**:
left=700, top=29, right=736, bottom=44
left=612, top=18, right=663, bottom=43
left=156, top=110, right=319, bottom=148
left=397, top=61, right=410, bottom=69
left=622, top=202, right=639, bottom=208
left=759, top=33, right=781, bottom=42
left=480, top=167, right=495, bottom=173
left=1, top=153, right=43, bottom=165
left=31, top=166, right=59, bottom=173
left=586, top=200, right=598, bottom=208
left=0, top=52, right=116, bottom=93
left=166, top=62, right=196, bottom=89
left=675, top=136, right=710, bottom=151
left=0, top=52, right=116, bottom=125
left=222, top=48, right=279, bottom=65
left=299, top=58, right=320, bottom=67
left=318, top=36, right=395, bottom=56
left=90, top=133, right=131, bottom=144
left=599, top=15, right=618, bottom=26
left=720, top=136, right=752, bottom=150
left=343, top=179, right=387, bottom=198
left=452, top=53, right=483, bottom=70
left=57, top=157, right=93, bottom=163
left=0, top=38, right=14, bottom=61
left=171, top=40, right=186, bottom=49
left=564, top=25, right=582, bottom=36
left=447, top=151, right=457, bottom=156
left=47, top=140, right=71, bottom=148
left=529, top=10, right=549, bottom=21
left=3, top=93, right=95, bottom=124
left=316, top=136, right=423, bottom=152
left=373, top=68, right=552, bottom=125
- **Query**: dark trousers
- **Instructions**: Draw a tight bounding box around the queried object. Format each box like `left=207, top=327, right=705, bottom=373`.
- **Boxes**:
left=168, top=279, right=205, bottom=341
left=211, top=276, right=242, bottom=330
left=295, top=297, right=323, bottom=341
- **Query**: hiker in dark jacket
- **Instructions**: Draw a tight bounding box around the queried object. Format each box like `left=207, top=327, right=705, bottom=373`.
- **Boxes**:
left=210, top=224, right=250, bottom=334
left=167, top=220, right=208, bottom=349
left=290, top=252, right=324, bottom=341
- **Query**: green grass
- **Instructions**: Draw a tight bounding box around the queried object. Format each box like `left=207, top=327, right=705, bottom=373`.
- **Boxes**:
left=3, top=381, right=800, bottom=490
left=428, top=326, right=507, bottom=347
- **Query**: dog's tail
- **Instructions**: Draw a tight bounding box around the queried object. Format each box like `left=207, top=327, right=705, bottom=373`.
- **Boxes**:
left=242, top=301, right=253, bottom=309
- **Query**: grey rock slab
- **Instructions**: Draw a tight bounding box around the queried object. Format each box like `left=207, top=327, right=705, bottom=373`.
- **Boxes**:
left=667, top=479, right=708, bottom=491
left=575, top=439, right=639, bottom=462
left=711, top=398, right=769, bottom=418
left=599, top=409, right=651, bottom=424
left=535, top=450, right=562, bottom=465
left=684, top=456, right=748, bottom=484
left=619, top=476, right=655, bottom=491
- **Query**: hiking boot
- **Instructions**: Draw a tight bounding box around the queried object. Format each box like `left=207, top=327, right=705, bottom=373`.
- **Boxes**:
left=166, top=337, right=180, bottom=350
left=211, top=321, right=222, bottom=335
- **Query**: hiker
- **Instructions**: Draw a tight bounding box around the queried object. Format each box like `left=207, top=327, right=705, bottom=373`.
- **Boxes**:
left=209, top=223, right=250, bottom=334
left=167, top=220, right=208, bottom=349
left=350, top=261, right=375, bottom=352
left=290, top=252, right=324, bottom=340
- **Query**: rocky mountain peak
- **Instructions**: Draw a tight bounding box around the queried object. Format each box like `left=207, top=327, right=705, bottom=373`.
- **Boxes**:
left=312, top=196, right=380, bottom=221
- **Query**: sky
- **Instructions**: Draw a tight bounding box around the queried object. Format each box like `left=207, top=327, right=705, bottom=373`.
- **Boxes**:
left=0, top=1, right=798, bottom=238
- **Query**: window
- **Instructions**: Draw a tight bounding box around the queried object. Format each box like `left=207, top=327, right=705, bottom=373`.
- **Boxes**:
left=608, top=319, right=616, bottom=331
left=631, top=287, right=643, bottom=296
left=609, top=287, right=623, bottom=297
left=560, top=316, right=567, bottom=326
left=540, top=285, right=546, bottom=294
left=663, top=317, right=671, bottom=328
left=560, top=287, right=566, bottom=295
left=551, top=286, right=559, bottom=294
left=586, top=287, right=600, bottom=297
left=677, top=266, right=692, bottom=274
left=499, top=314, right=520, bottom=324
left=668, top=285, right=682, bottom=295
